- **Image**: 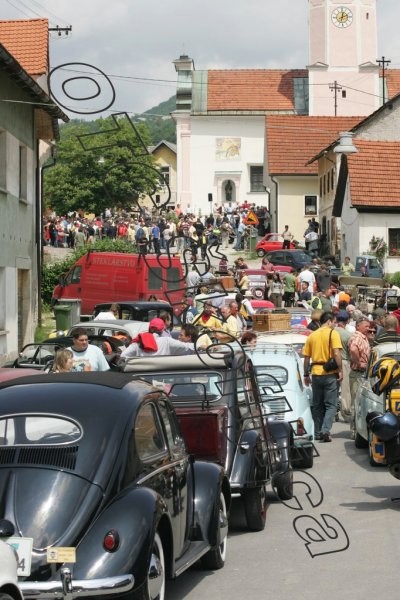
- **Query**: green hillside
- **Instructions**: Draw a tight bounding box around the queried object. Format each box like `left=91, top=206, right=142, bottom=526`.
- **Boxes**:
left=142, top=95, right=176, bottom=144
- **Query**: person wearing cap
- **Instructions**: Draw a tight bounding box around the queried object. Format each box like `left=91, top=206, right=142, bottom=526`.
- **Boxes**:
left=192, top=301, right=222, bottom=330
left=348, top=316, right=371, bottom=438
left=335, top=310, right=352, bottom=420
left=120, top=318, right=195, bottom=358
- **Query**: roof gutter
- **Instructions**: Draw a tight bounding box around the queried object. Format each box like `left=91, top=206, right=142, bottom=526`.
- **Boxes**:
left=0, top=42, right=69, bottom=125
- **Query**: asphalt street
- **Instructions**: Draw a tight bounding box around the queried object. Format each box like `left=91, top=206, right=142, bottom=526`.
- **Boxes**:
left=166, top=418, right=400, bottom=600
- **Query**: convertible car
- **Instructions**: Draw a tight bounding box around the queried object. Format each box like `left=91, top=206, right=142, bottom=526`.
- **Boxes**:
left=0, top=373, right=230, bottom=600
left=123, top=350, right=293, bottom=532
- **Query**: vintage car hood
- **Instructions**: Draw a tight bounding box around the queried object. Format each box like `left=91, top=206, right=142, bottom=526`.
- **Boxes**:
left=0, top=468, right=103, bottom=552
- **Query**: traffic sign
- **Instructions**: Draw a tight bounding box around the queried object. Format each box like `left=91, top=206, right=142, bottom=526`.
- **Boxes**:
left=243, top=210, right=259, bottom=226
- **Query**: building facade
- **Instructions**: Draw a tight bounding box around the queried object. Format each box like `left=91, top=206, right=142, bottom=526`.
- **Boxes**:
left=172, top=0, right=400, bottom=244
left=0, top=19, right=67, bottom=364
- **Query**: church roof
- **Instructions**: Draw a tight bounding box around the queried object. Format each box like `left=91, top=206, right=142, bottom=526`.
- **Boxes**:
left=203, top=67, right=400, bottom=113
left=266, top=115, right=362, bottom=175
left=0, top=18, right=49, bottom=78
left=207, top=69, right=308, bottom=112
left=347, top=140, right=400, bottom=209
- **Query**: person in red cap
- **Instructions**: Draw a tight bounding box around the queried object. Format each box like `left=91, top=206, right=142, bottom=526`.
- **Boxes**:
left=120, top=317, right=195, bottom=358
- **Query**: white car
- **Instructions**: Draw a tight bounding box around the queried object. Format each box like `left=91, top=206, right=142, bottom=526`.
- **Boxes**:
left=0, top=539, right=24, bottom=600
left=245, top=332, right=315, bottom=468
left=354, top=341, right=400, bottom=456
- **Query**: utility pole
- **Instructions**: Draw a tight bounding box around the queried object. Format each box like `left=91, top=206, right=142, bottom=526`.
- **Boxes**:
left=376, top=56, right=391, bottom=105
left=49, top=25, right=72, bottom=37
left=329, top=80, right=342, bottom=116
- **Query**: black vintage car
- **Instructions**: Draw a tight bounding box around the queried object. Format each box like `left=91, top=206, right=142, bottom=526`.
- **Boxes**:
left=0, top=373, right=230, bottom=600
left=93, top=301, right=174, bottom=323
left=2, top=336, right=123, bottom=371
left=123, top=351, right=293, bottom=532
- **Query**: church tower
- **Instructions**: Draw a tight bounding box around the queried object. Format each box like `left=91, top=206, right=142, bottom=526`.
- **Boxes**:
left=308, top=0, right=380, bottom=116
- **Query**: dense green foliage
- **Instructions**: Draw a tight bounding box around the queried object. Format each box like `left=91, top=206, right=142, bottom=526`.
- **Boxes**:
left=44, top=116, right=158, bottom=215
left=388, top=272, right=400, bottom=288
left=144, top=95, right=176, bottom=144
left=41, top=239, right=136, bottom=305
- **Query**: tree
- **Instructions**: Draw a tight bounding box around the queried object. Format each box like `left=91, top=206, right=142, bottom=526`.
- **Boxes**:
left=43, top=116, right=160, bottom=215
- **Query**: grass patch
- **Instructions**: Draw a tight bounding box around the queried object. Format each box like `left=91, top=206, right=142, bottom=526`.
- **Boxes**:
left=35, top=309, right=55, bottom=342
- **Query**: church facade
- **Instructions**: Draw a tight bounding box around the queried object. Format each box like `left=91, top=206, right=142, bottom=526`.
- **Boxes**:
left=172, top=0, right=400, bottom=247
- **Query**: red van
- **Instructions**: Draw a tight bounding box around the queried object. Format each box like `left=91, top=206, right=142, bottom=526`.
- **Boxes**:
left=52, top=252, right=185, bottom=316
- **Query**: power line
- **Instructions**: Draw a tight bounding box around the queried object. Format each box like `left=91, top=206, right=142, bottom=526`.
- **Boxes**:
left=6, top=0, right=43, bottom=19
left=5, top=0, right=32, bottom=18
left=23, top=0, right=71, bottom=26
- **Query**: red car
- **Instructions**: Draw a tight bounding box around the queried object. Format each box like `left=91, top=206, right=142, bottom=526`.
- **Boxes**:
left=256, top=233, right=295, bottom=257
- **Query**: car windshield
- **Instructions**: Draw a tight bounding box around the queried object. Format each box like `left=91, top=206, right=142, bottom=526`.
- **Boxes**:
left=255, top=366, right=288, bottom=388
left=294, top=252, right=312, bottom=262
left=135, top=372, right=223, bottom=405
left=0, top=415, right=82, bottom=446
left=18, top=344, right=57, bottom=365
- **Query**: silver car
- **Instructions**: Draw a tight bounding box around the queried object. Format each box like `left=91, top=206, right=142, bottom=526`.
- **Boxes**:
left=354, top=342, right=400, bottom=456
left=245, top=336, right=315, bottom=468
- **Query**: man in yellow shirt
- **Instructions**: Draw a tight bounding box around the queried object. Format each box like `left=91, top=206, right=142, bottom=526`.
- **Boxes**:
left=303, top=311, right=343, bottom=442
left=193, top=300, right=222, bottom=330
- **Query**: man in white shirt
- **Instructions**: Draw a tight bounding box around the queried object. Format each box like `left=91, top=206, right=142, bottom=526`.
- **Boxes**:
left=299, top=266, right=316, bottom=291
left=94, top=303, right=119, bottom=320
left=120, top=318, right=195, bottom=358
left=68, top=328, right=110, bottom=372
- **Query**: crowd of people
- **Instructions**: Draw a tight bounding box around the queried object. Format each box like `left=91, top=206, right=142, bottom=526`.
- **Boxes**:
left=42, top=201, right=271, bottom=254
left=302, top=289, right=400, bottom=444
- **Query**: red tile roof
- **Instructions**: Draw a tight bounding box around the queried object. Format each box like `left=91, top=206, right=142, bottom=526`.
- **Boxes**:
left=347, top=140, right=400, bottom=208
left=385, top=69, right=400, bottom=100
left=0, top=18, right=48, bottom=77
left=266, top=115, right=362, bottom=175
left=207, top=69, right=308, bottom=111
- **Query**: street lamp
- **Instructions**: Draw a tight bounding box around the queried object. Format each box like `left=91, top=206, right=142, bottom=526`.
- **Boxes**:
left=334, top=131, right=357, bottom=155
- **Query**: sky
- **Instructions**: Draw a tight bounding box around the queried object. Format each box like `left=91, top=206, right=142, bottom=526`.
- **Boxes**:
left=2, top=0, right=400, bottom=119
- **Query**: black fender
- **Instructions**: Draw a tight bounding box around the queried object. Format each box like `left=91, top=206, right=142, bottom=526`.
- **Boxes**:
left=230, top=429, right=266, bottom=489
left=192, top=461, right=231, bottom=546
left=268, top=419, right=293, bottom=473
left=70, top=486, right=170, bottom=590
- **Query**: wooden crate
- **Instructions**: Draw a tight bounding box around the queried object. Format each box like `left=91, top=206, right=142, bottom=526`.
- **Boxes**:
left=220, top=276, right=236, bottom=292
left=252, top=312, right=291, bottom=332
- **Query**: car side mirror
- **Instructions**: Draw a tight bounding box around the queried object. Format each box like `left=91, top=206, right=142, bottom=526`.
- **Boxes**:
left=58, top=275, right=65, bottom=286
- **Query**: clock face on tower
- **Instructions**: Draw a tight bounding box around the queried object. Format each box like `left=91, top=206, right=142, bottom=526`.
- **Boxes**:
left=331, top=6, right=353, bottom=28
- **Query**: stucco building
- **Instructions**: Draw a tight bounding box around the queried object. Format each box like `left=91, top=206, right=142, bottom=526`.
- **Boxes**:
left=0, top=19, right=68, bottom=364
left=172, top=0, right=400, bottom=244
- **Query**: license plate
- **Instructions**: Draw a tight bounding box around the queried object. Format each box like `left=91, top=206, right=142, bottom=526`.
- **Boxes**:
left=47, top=547, right=76, bottom=563
left=5, top=537, right=33, bottom=576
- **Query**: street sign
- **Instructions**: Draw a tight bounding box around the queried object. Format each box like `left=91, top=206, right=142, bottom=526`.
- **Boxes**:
left=243, top=210, right=259, bottom=226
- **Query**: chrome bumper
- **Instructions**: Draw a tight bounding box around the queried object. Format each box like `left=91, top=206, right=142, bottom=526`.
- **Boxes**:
left=20, top=568, right=135, bottom=600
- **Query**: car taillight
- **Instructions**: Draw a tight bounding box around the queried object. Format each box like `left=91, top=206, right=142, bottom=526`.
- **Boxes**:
left=296, top=418, right=305, bottom=436
left=103, top=529, right=120, bottom=552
